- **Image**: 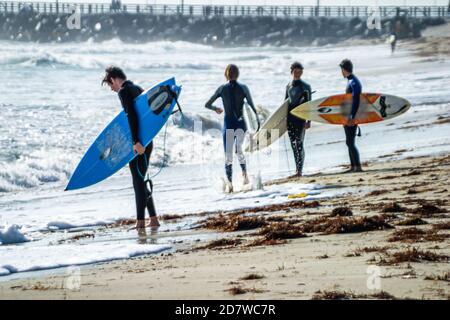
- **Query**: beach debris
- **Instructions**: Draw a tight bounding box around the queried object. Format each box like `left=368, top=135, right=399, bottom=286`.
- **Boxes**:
left=381, top=202, right=407, bottom=213
left=257, top=222, right=307, bottom=240
left=403, top=170, right=421, bottom=176
left=107, top=219, right=135, bottom=228
left=197, top=238, right=243, bottom=250
left=388, top=227, right=448, bottom=243
left=406, top=189, right=419, bottom=194
left=200, top=214, right=267, bottom=232
left=300, top=215, right=393, bottom=234
left=58, top=232, right=95, bottom=244
left=265, top=216, right=286, bottom=222
left=376, top=247, right=449, bottom=265
left=226, top=286, right=265, bottom=295
left=239, top=274, right=265, bottom=281
left=160, top=214, right=183, bottom=221
left=432, top=221, right=450, bottom=230
left=330, top=207, right=353, bottom=217
left=380, top=175, right=398, bottom=180
left=231, top=200, right=321, bottom=215
left=247, top=238, right=287, bottom=247
left=395, top=217, right=428, bottom=226
left=311, top=290, right=398, bottom=300
left=408, top=203, right=447, bottom=216
left=287, top=192, right=308, bottom=199
left=346, top=246, right=392, bottom=257
left=424, top=272, right=449, bottom=282
left=367, top=189, right=389, bottom=196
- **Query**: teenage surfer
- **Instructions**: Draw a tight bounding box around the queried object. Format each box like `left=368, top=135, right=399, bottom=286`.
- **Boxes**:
left=339, top=59, right=363, bottom=173
left=205, top=64, right=259, bottom=193
left=102, top=66, right=160, bottom=229
left=285, top=62, right=312, bottom=177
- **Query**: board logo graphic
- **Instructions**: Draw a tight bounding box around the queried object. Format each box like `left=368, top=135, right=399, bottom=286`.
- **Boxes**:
left=148, top=86, right=174, bottom=115
left=379, top=96, right=389, bottom=118
left=318, top=107, right=332, bottom=114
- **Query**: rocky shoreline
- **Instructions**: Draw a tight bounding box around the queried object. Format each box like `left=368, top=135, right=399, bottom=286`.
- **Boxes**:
left=0, top=9, right=446, bottom=46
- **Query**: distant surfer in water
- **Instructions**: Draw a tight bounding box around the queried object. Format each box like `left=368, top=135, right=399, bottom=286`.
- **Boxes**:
left=339, top=59, right=363, bottom=173
left=388, top=31, right=397, bottom=54
left=102, top=66, right=160, bottom=229
left=285, top=61, right=312, bottom=177
left=205, top=64, right=258, bottom=193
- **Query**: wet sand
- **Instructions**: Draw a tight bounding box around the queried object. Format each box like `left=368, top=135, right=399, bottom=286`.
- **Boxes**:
left=1, top=153, right=449, bottom=300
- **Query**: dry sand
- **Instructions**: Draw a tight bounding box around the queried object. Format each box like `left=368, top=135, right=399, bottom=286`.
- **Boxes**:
left=1, top=153, right=449, bottom=300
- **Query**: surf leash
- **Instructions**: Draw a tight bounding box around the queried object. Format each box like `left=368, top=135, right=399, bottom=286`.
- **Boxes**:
left=137, top=85, right=185, bottom=195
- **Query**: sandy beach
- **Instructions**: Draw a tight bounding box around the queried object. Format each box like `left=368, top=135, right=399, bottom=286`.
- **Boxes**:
left=1, top=153, right=449, bottom=300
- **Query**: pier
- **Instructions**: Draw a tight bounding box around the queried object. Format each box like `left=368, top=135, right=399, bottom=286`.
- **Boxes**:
left=0, top=1, right=448, bottom=18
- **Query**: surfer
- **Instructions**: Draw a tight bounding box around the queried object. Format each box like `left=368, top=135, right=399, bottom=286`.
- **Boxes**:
left=102, top=66, right=160, bottom=229
left=388, top=31, right=397, bottom=54
left=339, top=59, right=363, bottom=173
left=285, top=62, right=312, bottom=177
left=205, top=64, right=258, bottom=193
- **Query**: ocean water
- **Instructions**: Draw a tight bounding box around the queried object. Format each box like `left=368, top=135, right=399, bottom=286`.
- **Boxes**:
left=0, top=39, right=449, bottom=278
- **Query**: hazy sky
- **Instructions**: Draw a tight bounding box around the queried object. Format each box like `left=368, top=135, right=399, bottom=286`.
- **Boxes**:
left=26, top=0, right=448, bottom=6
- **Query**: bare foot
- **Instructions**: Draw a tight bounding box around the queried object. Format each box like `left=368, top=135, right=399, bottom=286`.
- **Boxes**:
left=288, top=173, right=302, bottom=179
left=225, top=181, right=234, bottom=193
left=242, top=173, right=249, bottom=185
left=147, top=216, right=160, bottom=228
left=134, top=219, right=146, bottom=230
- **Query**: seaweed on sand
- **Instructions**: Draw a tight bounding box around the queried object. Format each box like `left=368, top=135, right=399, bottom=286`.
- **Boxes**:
left=300, top=215, right=394, bottom=234
left=388, top=227, right=448, bottom=243
left=376, top=247, right=449, bottom=265
left=200, top=214, right=267, bottom=232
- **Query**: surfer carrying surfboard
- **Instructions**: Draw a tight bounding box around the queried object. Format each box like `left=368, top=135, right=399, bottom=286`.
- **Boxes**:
left=102, top=66, right=160, bottom=229
left=285, top=61, right=312, bottom=177
left=339, top=59, right=363, bottom=173
left=205, top=64, right=259, bottom=193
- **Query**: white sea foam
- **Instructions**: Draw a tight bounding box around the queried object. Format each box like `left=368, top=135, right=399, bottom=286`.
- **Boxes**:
left=0, top=225, right=30, bottom=245
left=0, top=242, right=170, bottom=275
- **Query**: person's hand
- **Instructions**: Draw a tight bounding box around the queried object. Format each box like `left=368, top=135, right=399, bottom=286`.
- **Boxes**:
left=133, top=142, right=145, bottom=155
left=305, top=121, right=311, bottom=129
left=215, top=107, right=223, bottom=114
left=346, top=118, right=356, bottom=127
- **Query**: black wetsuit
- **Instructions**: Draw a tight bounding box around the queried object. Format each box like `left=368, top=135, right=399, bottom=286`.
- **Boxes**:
left=205, top=80, right=257, bottom=183
left=390, top=32, right=397, bottom=54
left=285, top=79, right=311, bottom=175
left=118, top=80, right=156, bottom=220
left=344, top=74, right=362, bottom=169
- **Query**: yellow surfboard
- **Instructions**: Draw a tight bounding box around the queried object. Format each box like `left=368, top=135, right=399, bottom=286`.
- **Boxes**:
left=290, top=93, right=411, bottom=125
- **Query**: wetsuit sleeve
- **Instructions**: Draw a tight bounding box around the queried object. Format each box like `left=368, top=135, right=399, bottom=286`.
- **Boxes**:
left=205, top=86, right=222, bottom=111
left=349, top=81, right=361, bottom=120
left=305, top=84, right=312, bottom=126
left=119, top=89, right=140, bottom=145
left=304, top=84, right=312, bottom=102
left=285, top=85, right=289, bottom=101
left=242, top=85, right=257, bottom=115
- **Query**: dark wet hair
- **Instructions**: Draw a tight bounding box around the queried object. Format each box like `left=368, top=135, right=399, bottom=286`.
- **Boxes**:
left=339, top=59, right=353, bottom=73
left=225, top=64, right=239, bottom=81
left=102, top=66, right=127, bottom=85
left=290, top=61, right=304, bottom=73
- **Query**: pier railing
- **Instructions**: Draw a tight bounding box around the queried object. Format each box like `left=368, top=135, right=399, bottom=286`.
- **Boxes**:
left=0, top=1, right=448, bottom=18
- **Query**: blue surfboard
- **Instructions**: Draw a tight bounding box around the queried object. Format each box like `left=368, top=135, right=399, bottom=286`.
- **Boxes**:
left=66, top=78, right=181, bottom=191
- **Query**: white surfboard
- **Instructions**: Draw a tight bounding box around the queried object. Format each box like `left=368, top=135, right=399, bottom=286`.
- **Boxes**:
left=244, top=99, right=290, bottom=152
left=242, top=103, right=259, bottom=134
